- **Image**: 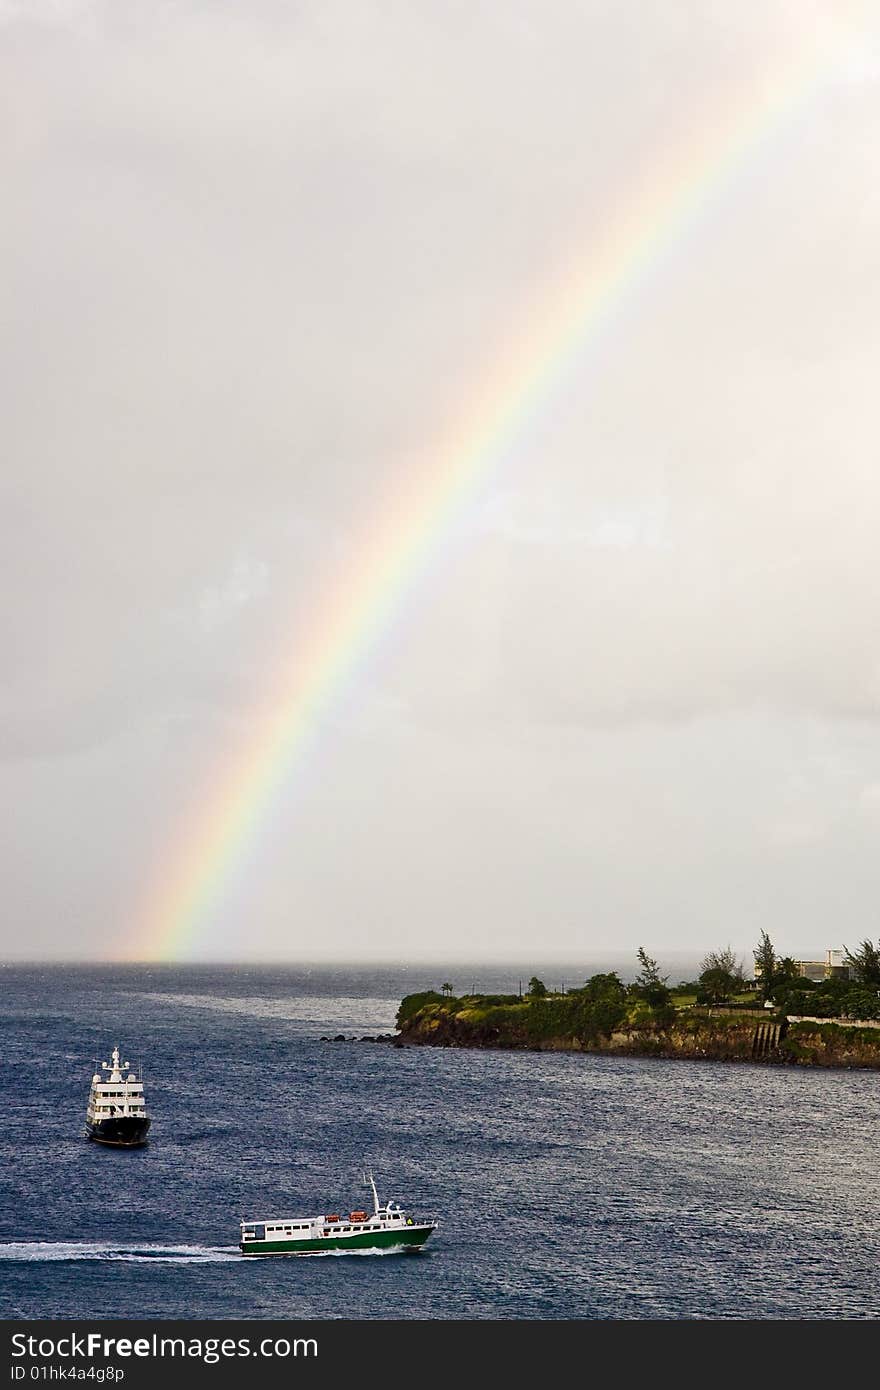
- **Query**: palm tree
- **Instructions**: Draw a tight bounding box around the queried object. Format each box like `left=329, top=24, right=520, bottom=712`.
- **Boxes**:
left=441, top=981, right=453, bottom=997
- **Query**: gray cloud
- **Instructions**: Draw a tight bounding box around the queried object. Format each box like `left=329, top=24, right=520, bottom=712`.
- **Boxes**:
left=3, top=1, right=880, bottom=959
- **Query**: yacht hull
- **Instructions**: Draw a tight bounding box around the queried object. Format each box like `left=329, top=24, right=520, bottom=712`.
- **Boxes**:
left=86, top=1116, right=151, bottom=1147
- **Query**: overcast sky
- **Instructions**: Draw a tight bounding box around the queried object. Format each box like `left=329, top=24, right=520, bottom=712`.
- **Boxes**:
left=2, top=1, right=880, bottom=964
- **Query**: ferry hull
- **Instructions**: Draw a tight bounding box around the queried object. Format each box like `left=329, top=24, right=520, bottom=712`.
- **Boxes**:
left=240, top=1225, right=434, bottom=1256
left=86, top=1116, right=151, bottom=1148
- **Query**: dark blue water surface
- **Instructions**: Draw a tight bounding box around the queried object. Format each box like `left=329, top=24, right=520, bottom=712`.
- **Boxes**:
left=1, top=964, right=878, bottom=1320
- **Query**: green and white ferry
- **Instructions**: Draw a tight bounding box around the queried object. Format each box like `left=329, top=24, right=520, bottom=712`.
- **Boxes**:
left=239, top=1171, right=438, bottom=1257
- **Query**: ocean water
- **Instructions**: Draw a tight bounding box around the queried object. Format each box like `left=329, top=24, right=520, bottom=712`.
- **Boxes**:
left=1, top=964, right=878, bottom=1321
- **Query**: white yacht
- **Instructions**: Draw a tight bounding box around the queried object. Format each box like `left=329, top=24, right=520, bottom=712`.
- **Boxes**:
left=85, top=1046, right=151, bottom=1147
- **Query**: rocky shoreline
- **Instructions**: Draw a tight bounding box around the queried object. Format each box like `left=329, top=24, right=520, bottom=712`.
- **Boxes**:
left=393, top=995, right=880, bottom=1070
left=320, top=1032, right=397, bottom=1043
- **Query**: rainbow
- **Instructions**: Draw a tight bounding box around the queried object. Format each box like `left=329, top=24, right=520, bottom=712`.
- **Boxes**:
left=133, top=21, right=852, bottom=959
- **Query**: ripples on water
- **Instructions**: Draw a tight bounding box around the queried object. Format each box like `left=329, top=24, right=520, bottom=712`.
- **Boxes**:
left=1, top=965, right=878, bottom=1319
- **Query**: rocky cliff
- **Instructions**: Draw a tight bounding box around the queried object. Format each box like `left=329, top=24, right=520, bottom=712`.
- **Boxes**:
left=396, top=995, right=880, bottom=1069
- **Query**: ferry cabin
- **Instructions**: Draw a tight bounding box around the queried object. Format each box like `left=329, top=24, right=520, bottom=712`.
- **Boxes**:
left=242, top=1206, right=413, bottom=1246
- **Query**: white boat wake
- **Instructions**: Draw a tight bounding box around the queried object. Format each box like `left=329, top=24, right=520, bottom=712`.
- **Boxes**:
left=300, top=1244, right=424, bottom=1258
left=0, top=1241, right=239, bottom=1264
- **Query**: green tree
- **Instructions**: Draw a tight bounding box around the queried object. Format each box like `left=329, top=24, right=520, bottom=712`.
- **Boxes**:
left=844, top=939, right=880, bottom=989
left=441, top=981, right=453, bottom=997
left=632, top=947, right=671, bottom=1008
left=753, top=931, right=777, bottom=1002
left=527, top=976, right=547, bottom=998
left=699, top=946, right=744, bottom=983
left=771, top=973, right=815, bottom=1014
left=572, top=973, right=628, bottom=1038
left=777, top=956, right=800, bottom=982
left=577, top=972, right=627, bottom=1006
left=697, top=966, right=736, bottom=1005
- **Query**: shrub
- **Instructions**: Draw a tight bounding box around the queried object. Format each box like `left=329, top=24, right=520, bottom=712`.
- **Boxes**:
left=396, top=992, right=451, bottom=1027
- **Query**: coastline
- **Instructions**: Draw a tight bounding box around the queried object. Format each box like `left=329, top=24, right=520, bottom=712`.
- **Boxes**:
left=395, top=994, right=880, bottom=1069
